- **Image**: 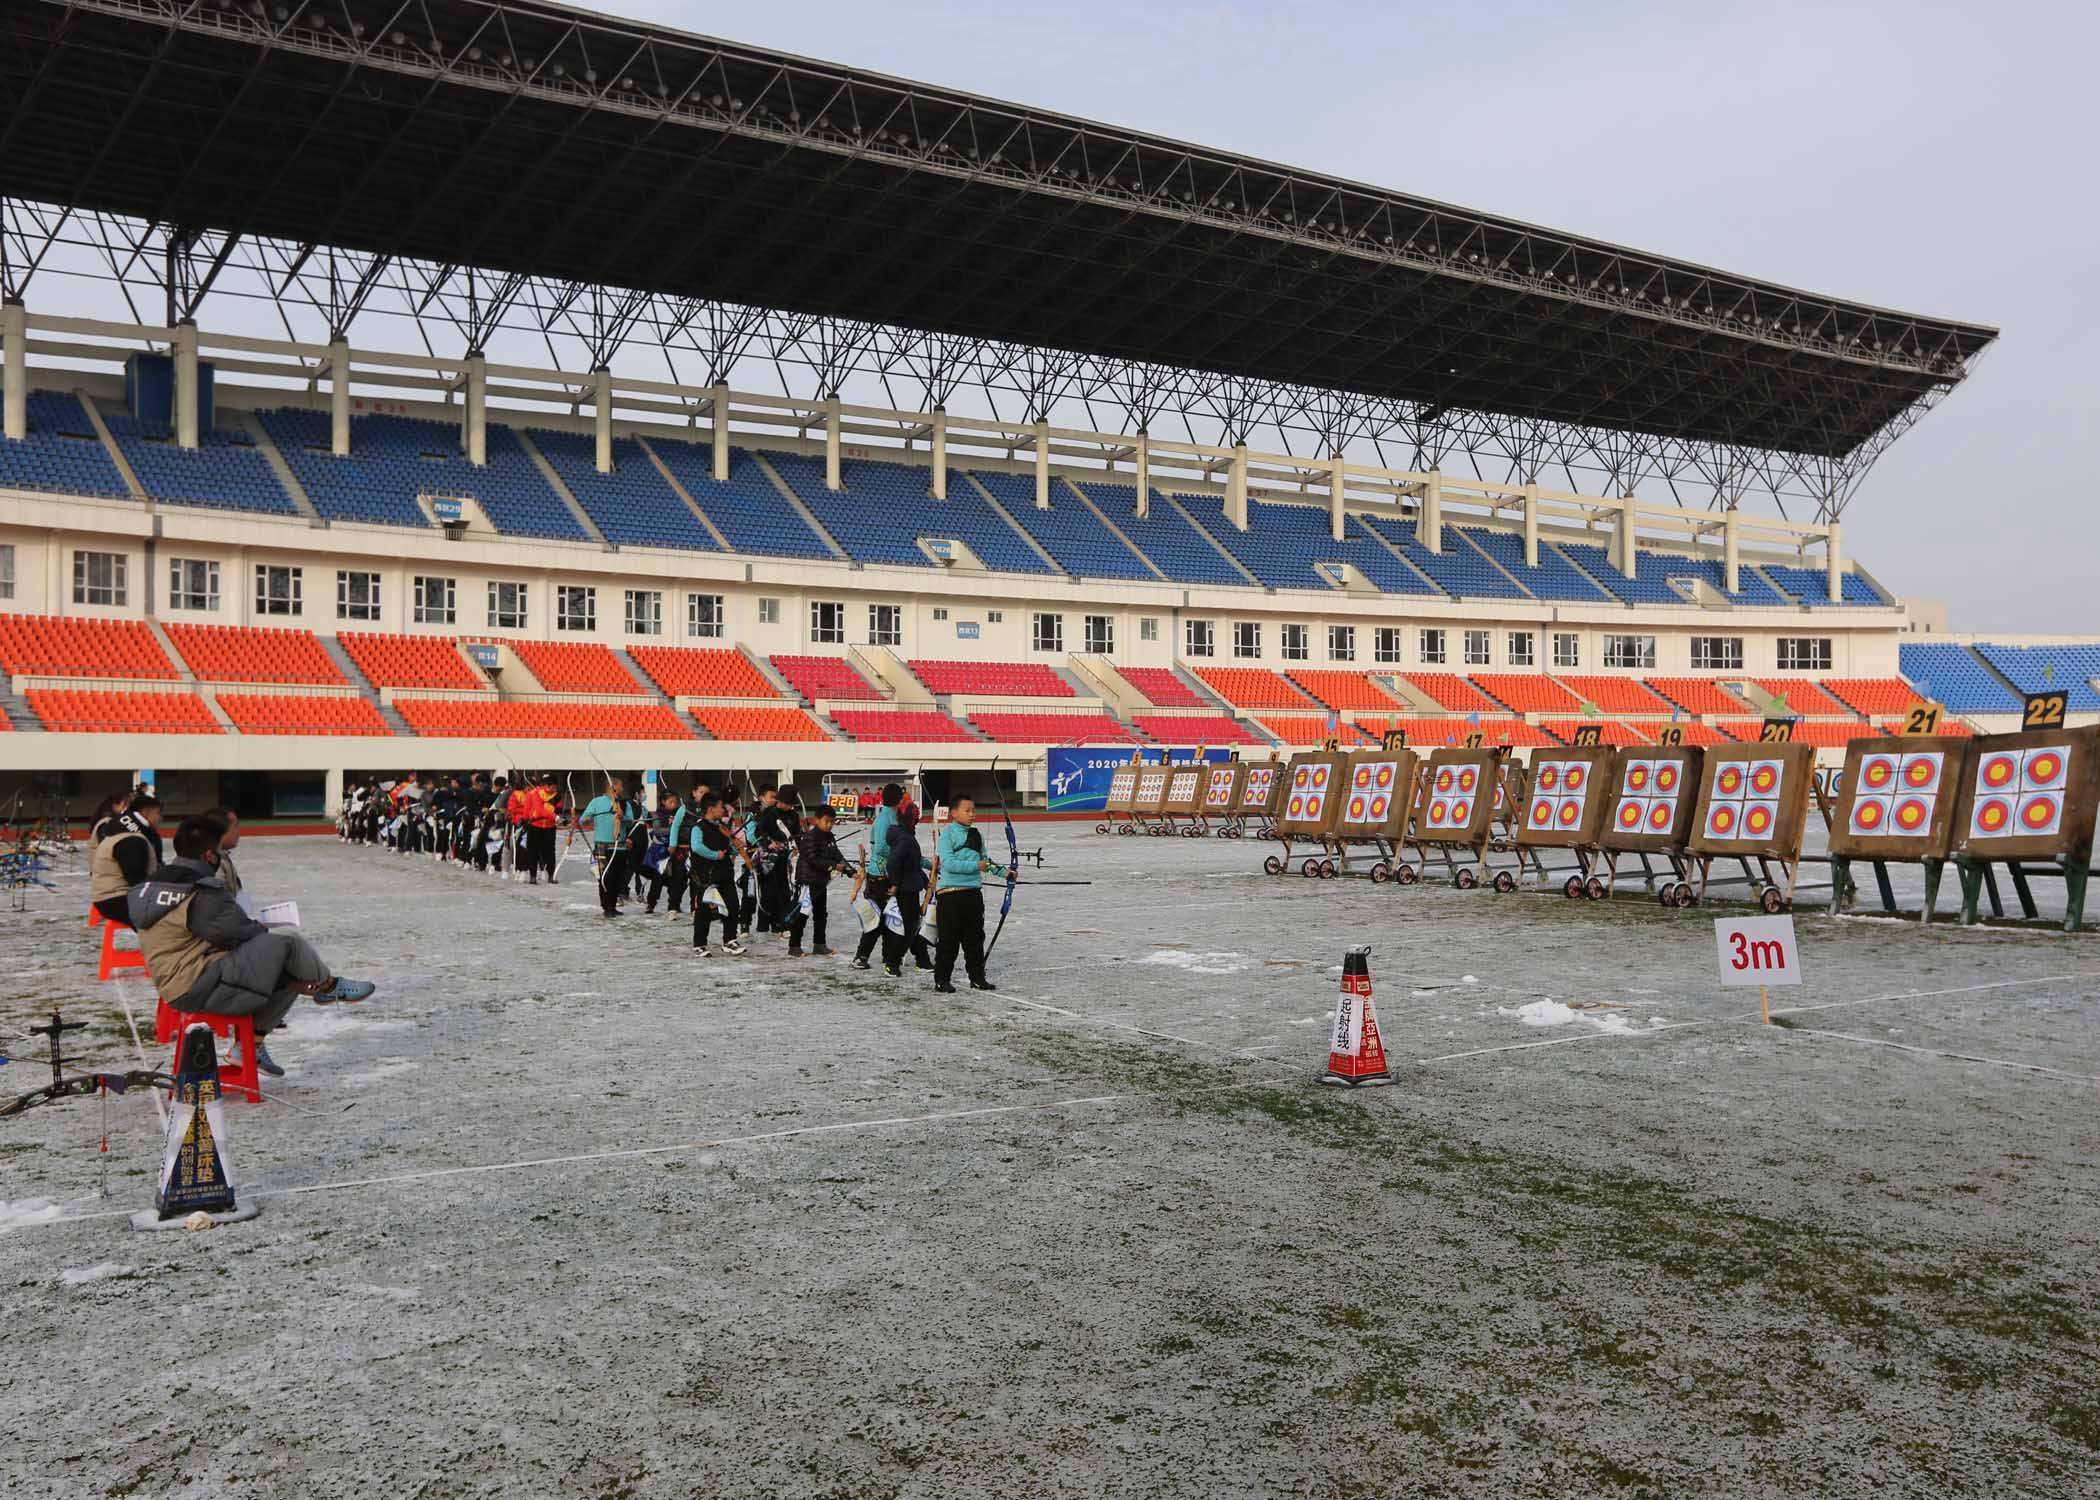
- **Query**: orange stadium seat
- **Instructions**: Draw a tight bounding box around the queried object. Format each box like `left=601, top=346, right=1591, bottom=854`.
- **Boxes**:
left=690, top=705, right=829, bottom=742
left=26, top=688, right=219, bottom=733
left=165, top=623, right=343, bottom=685
left=1712, top=718, right=1873, bottom=746
left=1255, top=715, right=1372, bottom=746
left=395, top=699, right=692, bottom=739
left=1355, top=715, right=1550, bottom=748
left=1471, top=673, right=1583, bottom=715
left=909, top=660, right=1074, bottom=697
left=1133, top=714, right=1263, bottom=747
left=508, top=639, right=643, bottom=695
left=1752, top=678, right=1851, bottom=716
left=339, top=632, right=486, bottom=690
left=1394, top=673, right=1500, bottom=714
left=630, top=646, right=780, bottom=699
left=1553, top=675, right=1671, bottom=714
left=1643, top=677, right=1757, bottom=716
left=1824, top=678, right=1925, bottom=717
left=969, top=712, right=1136, bottom=743
left=0, top=615, right=176, bottom=679
left=770, top=654, right=887, bottom=701
left=1192, top=666, right=1314, bottom=710
left=831, top=709, right=974, bottom=742
left=1285, top=670, right=1402, bottom=712
left=217, top=693, right=390, bottom=736
left=1541, top=719, right=1654, bottom=747
left=1117, top=667, right=1205, bottom=708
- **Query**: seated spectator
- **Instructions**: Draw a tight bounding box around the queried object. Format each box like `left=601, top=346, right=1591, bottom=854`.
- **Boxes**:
left=88, top=793, right=163, bottom=926
left=130, top=814, right=377, bottom=1078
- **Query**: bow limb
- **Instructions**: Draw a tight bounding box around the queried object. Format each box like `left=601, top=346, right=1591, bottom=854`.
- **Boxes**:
left=984, top=754, right=1021, bottom=961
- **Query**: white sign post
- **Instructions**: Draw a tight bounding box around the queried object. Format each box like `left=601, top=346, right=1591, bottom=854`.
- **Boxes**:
left=1714, top=915, right=1801, bottom=1025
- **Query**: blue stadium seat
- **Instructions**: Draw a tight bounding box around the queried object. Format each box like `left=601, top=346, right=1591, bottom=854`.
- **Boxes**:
left=528, top=429, right=719, bottom=552
left=0, top=392, right=131, bottom=500
left=101, top=407, right=297, bottom=516
left=1357, top=514, right=1520, bottom=598
left=972, top=472, right=1153, bottom=581
left=1174, top=494, right=1438, bottom=596
left=1898, top=642, right=2022, bottom=712
left=768, top=453, right=1054, bottom=575
left=1457, top=527, right=1607, bottom=602
left=1972, top=643, right=2100, bottom=712
left=257, top=410, right=584, bottom=538
left=1551, top=542, right=1682, bottom=605
left=645, top=440, right=834, bottom=560
left=1763, top=565, right=1886, bottom=606
left=1079, top=483, right=1247, bottom=586
left=1630, top=548, right=1789, bottom=606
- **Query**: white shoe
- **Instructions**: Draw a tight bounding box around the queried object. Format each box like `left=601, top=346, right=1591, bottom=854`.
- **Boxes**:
left=693, top=944, right=711, bottom=957
left=723, top=939, right=747, bottom=956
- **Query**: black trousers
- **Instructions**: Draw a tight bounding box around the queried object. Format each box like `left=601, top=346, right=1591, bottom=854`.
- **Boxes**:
left=788, top=883, right=828, bottom=950
left=691, top=862, right=740, bottom=947
left=649, top=848, right=689, bottom=913
left=855, top=875, right=892, bottom=963
left=934, top=888, right=989, bottom=987
left=525, top=825, right=557, bottom=880
left=593, top=844, right=629, bottom=914
left=758, top=854, right=792, bottom=933
left=883, top=890, right=934, bottom=972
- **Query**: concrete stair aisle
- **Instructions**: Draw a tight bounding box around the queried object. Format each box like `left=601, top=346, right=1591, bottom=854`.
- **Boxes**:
left=613, top=646, right=710, bottom=737
left=2, top=681, right=45, bottom=730
left=513, top=429, right=612, bottom=549
left=317, top=634, right=414, bottom=736
left=236, top=410, right=324, bottom=523
left=750, top=452, right=851, bottom=561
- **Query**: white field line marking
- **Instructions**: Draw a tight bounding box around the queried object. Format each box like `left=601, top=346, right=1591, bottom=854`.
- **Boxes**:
left=1415, top=971, right=2100, bottom=1066
left=19, top=1076, right=1293, bottom=1234
left=1741, top=1022, right=2100, bottom=1086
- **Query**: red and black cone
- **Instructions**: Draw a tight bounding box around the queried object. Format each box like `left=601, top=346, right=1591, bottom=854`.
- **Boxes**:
left=1322, top=945, right=1392, bottom=1086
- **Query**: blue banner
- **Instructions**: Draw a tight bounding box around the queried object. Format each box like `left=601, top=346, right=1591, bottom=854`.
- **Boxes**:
left=1045, top=746, right=1231, bottom=811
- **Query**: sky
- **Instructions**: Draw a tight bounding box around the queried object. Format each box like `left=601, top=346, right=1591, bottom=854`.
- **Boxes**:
left=580, top=0, right=2099, bottom=633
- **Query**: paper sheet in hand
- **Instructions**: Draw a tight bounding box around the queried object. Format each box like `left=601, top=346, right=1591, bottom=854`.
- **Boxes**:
left=256, top=901, right=301, bottom=928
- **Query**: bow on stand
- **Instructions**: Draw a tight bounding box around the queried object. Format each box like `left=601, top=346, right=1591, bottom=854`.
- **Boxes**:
left=1, top=1010, right=169, bottom=1121
left=982, top=756, right=1089, bottom=962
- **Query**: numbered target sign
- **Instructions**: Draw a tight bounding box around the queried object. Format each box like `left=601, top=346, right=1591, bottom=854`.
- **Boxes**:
left=1831, top=736, right=1967, bottom=859
left=1602, top=747, right=1705, bottom=853
left=1956, top=727, right=2099, bottom=861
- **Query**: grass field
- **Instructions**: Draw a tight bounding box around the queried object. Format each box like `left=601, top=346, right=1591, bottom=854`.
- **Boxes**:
left=4, top=828, right=2097, bottom=1496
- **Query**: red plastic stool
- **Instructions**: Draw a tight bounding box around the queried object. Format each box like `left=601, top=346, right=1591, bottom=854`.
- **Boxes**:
left=163, top=1009, right=262, bottom=1103
left=97, top=920, right=148, bottom=981
left=89, top=904, right=106, bottom=929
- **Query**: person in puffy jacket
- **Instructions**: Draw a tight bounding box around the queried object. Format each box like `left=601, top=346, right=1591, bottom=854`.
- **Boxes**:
left=880, top=803, right=935, bottom=977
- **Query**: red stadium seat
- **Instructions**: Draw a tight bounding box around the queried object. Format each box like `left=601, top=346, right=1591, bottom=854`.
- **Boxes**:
left=26, top=688, right=219, bottom=734
left=509, top=639, right=643, bottom=695
left=1541, top=719, right=1654, bottom=747
left=969, top=713, right=1136, bottom=743
left=1553, top=675, right=1671, bottom=714
left=1394, top=673, right=1500, bottom=714
left=1752, top=678, right=1851, bottom=717
left=830, top=709, right=974, bottom=742
left=1192, top=667, right=1314, bottom=710
left=770, top=655, right=887, bottom=701
left=1255, top=715, right=1372, bottom=746
left=1471, top=674, right=1583, bottom=715
left=1117, top=667, right=1206, bottom=708
left=690, top=705, right=830, bottom=741
left=630, top=646, right=780, bottom=699
left=1285, top=670, right=1403, bottom=712
left=339, top=632, right=486, bottom=690
left=1132, top=714, right=1263, bottom=747
left=166, top=623, right=343, bottom=685
left=216, top=693, right=390, bottom=736
left=908, top=660, right=1075, bottom=697
left=0, top=615, right=177, bottom=680
left=395, top=699, right=692, bottom=739
left=1824, top=678, right=1925, bottom=717
left=1643, top=677, right=1758, bottom=716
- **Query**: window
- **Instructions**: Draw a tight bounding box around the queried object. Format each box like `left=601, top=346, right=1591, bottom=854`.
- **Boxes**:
left=338, top=570, right=381, bottom=622
left=1553, top=632, right=1580, bottom=670
left=72, top=550, right=127, bottom=607
left=1032, top=612, right=1064, bottom=653
left=869, top=604, right=902, bottom=647
left=1329, top=624, right=1356, bottom=663
left=810, top=600, right=845, bottom=645
left=1185, top=619, right=1215, bottom=658
left=1418, top=628, right=1446, bottom=666
left=488, top=581, right=528, bottom=630
left=168, top=558, right=219, bottom=613
left=687, top=593, right=724, bottom=639
left=1281, top=623, right=1310, bottom=661
left=1778, top=637, right=1833, bottom=672
left=1233, top=621, right=1262, bottom=659
left=932, top=607, right=949, bottom=622
left=0, top=544, right=12, bottom=601
left=413, top=575, right=457, bottom=626
left=1139, top=617, right=1159, bottom=643
left=254, top=564, right=302, bottom=617
left=556, top=585, right=596, bottom=633
left=1373, top=627, right=1403, bottom=665
left=1604, top=634, right=1658, bottom=670
left=1464, top=629, right=1491, bottom=667
left=758, top=597, right=780, bottom=625
left=1691, top=636, right=1744, bottom=671
left=624, top=589, right=663, bottom=636
left=988, top=610, right=1004, bottom=624
left=1507, top=631, right=1534, bottom=667
left=1084, top=614, right=1114, bottom=655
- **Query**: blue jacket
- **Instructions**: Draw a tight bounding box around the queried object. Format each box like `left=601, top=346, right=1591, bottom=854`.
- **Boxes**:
left=886, top=822, right=931, bottom=899
left=936, top=822, right=1004, bottom=892
left=864, top=804, right=897, bottom=877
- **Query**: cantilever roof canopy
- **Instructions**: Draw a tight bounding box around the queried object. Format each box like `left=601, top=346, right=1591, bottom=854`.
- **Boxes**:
left=0, top=0, right=1996, bottom=460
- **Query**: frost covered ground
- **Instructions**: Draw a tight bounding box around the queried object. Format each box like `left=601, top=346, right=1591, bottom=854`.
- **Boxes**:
left=3, top=828, right=2098, bottom=1497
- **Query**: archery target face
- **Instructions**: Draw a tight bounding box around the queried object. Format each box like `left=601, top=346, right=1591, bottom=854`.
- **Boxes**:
left=1525, top=759, right=1595, bottom=834
left=1969, top=747, right=2069, bottom=841
left=1701, top=753, right=1795, bottom=846
left=1287, top=761, right=1333, bottom=823
left=1136, top=769, right=1167, bottom=809
left=1611, top=757, right=1691, bottom=844
left=1204, top=767, right=1237, bottom=808
left=1849, top=750, right=1945, bottom=842
left=1343, top=760, right=1401, bottom=827
left=1168, top=770, right=1200, bottom=803
left=1242, top=766, right=1277, bottom=810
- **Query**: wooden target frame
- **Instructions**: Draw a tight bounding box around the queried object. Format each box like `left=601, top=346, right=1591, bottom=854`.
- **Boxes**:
left=1131, top=762, right=1173, bottom=828
left=1831, top=736, right=1970, bottom=861
left=1236, top=759, right=1286, bottom=826
left=1600, top=746, right=1706, bottom=855
left=1200, top=761, right=1248, bottom=835
left=1689, top=743, right=1814, bottom=860
left=1953, top=728, right=2099, bottom=864
left=1276, top=752, right=1349, bottom=840
left=1160, top=762, right=1207, bottom=829
left=1515, top=747, right=1617, bottom=850
left=1334, top=748, right=1420, bottom=842
left=1414, top=749, right=1501, bottom=846
left=1097, top=760, right=1143, bottom=835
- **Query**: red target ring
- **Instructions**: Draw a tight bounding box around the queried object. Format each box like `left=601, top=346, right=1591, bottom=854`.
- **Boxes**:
left=1354, top=766, right=1372, bottom=788
left=1981, top=755, right=2018, bottom=789
left=1861, top=756, right=1897, bottom=790
left=2022, top=795, right=2060, bottom=831
left=1450, top=798, right=1473, bottom=824
left=1853, top=799, right=1885, bottom=831
left=1710, top=804, right=1738, bottom=836
left=1537, top=765, right=1560, bottom=793
left=1894, top=798, right=1930, bottom=831
left=1617, top=800, right=1643, bottom=829
left=2028, top=752, right=2065, bottom=788
left=1458, top=768, right=1478, bottom=793
left=1349, top=796, right=1367, bottom=820
left=1558, top=799, right=1582, bottom=827
left=1902, top=758, right=1936, bottom=788
left=1429, top=799, right=1449, bottom=823
left=1376, top=765, right=1393, bottom=788
left=1648, top=801, right=1674, bottom=831
left=1436, top=769, right=1455, bottom=792
left=1626, top=764, right=1651, bottom=792
left=1745, top=804, right=1773, bottom=836
left=1565, top=766, right=1587, bottom=791
left=1531, top=798, right=1555, bottom=826
left=1655, top=765, right=1679, bottom=792
left=1717, top=766, right=1745, bottom=796
left=1975, top=798, right=2011, bottom=834
left=1750, top=765, right=1780, bottom=795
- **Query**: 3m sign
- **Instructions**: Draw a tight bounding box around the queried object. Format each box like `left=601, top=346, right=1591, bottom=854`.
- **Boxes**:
left=1713, top=915, right=1801, bottom=988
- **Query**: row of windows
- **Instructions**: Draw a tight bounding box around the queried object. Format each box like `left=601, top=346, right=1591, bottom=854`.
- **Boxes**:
left=48, top=550, right=1839, bottom=670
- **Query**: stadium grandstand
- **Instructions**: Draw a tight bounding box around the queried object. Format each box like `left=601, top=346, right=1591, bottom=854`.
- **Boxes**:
left=0, top=0, right=2063, bottom=818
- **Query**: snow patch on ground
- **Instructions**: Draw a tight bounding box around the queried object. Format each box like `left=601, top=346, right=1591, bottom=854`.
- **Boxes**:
left=1138, top=950, right=1250, bottom=975
left=1497, top=1000, right=1655, bottom=1035
left=60, top=1262, right=136, bottom=1287
left=0, top=1199, right=65, bottom=1233
left=340, top=1059, right=420, bottom=1088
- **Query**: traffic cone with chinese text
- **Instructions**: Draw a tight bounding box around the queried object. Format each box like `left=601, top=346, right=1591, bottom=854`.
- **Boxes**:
left=130, top=1023, right=261, bottom=1230
left=1321, top=946, right=1391, bottom=1086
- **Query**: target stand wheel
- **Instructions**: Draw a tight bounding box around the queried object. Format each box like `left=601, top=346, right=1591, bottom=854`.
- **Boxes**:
left=1759, top=886, right=1790, bottom=915
left=1094, top=822, right=1109, bottom=835
left=1301, top=859, right=1323, bottom=879
left=1321, top=858, right=1339, bottom=879
left=1672, top=884, right=1699, bottom=910
left=1562, top=875, right=1585, bottom=900
left=1584, top=875, right=1608, bottom=902
left=1263, top=855, right=1284, bottom=876
left=1369, top=862, right=1392, bottom=884
left=1396, top=864, right=1420, bottom=886
left=1455, top=868, right=1479, bottom=891
left=1492, top=870, right=1517, bottom=894
left=1656, top=882, right=1679, bottom=907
